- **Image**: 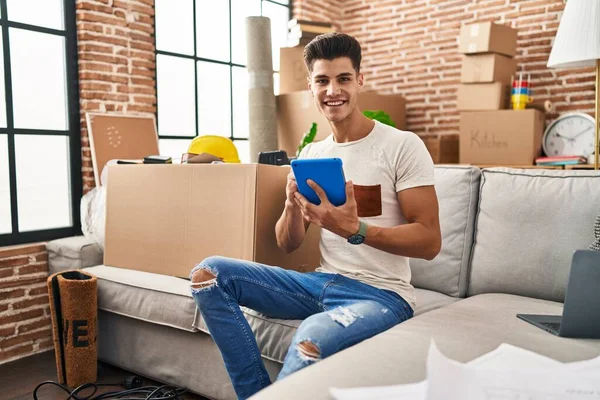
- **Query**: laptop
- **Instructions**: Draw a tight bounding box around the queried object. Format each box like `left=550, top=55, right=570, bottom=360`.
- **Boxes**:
left=517, top=250, right=600, bottom=338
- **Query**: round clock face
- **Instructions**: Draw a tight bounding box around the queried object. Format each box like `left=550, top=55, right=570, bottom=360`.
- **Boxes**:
left=543, top=113, right=596, bottom=157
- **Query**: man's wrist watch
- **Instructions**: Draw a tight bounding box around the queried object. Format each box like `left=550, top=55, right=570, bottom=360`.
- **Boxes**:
left=348, top=221, right=367, bottom=245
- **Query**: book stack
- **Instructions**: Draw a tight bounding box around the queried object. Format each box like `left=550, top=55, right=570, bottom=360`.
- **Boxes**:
left=287, top=19, right=334, bottom=47
left=535, top=155, right=587, bottom=166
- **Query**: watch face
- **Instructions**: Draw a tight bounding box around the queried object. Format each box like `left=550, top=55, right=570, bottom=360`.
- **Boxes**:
left=348, top=235, right=365, bottom=245
left=543, top=113, right=595, bottom=157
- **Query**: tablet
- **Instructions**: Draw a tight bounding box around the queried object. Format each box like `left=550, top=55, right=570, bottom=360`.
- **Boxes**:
left=291, top=158, right=347, bottom=206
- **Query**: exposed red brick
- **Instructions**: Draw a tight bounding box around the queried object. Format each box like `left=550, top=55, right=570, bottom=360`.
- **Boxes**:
left=28, top=286, right=49, bottom=296
left=0, top=344, right=34, bottom=362
left=11, top=295, right=50, bottom=311
left=0, top=288, right=26, bottom=299
left=0, top=276, right=46, bottom=290
left=17, top=264, right=48, bottom=276
left=0, top=256, right=30, bottom=268
left=17, top=317, right=51, bottom=334
left=0, top=328, right=52, bottom=350
left=0, top=308, right=45, bottom=326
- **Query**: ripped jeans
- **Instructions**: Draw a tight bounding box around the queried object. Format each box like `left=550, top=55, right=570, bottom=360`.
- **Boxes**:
left=189, top=256, right=413, bottom=400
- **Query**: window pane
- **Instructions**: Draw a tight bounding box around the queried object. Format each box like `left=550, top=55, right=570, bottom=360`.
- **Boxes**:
left=7, top=0, right=64, bottom=30
left=231, top=0, right=261, bottom=65
left=159, top=138, right=190, bottom=164
left=157, top=55, right=196, bottom=137
left=234, top=140, right=251, bottom=164
left=196, top=0, right=230, bottom=62
left=0, top=135, right=11, bottom=234
left=0, top=32, right=6, bottom=128
left=10, top=28, right=67, bottom=130
left=232, top=66, right=249, bottom=139
left=262, top=2, right=289, bottom=71
left=15, top=135, right=71, bottom=232
left=197, top=62, right=231, bottom=137
left=155, top=0, right=194, bottom=55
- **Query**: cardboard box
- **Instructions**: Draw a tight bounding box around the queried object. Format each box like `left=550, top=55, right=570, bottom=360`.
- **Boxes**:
left=459, top=22, right=517, bottom=57
left=280, top=47, right=308, bottom=94
left=456, top=82, right=509, bottom=111
left=277, top=91, right=406, bottom=156
left=460, top=53, right=517, bottom=85
left=104, top=164, right=321, bottom=277
left=423, top=135, right=459, bottom=164
left=459, top=109, right=544, bottom=165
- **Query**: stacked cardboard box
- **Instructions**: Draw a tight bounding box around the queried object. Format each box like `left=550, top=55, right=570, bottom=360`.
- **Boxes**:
left=287, top=19, right=334, bottom=48
left=457, top=22, right=517, bottom=111
left=422, top=135, right=459, bottom=164
left=458, top=22, right=544, bottom=165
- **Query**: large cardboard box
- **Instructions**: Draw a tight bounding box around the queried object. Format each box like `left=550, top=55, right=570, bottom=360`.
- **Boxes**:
left=459, top=22, right=517, bottom=57
left=460, top=53, right=517, bottom=85
left=277, top=91, right=406, bottom=156
left=459, top=109, right=544, bottom=165
left=104, top=164, right=321, bottom=277
left=423, top=135, right=459, bottom=164
left=456, top=82, right=509, bottom=111
left=280, top=47, right=308, bottom=94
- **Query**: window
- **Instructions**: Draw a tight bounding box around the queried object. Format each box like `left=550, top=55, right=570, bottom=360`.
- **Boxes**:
left=0, top=0, right=81, bottom=246
left=155, top=0, right=291, bottom=163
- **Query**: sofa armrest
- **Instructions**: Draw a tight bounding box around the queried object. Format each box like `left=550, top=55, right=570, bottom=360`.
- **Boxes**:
left=47, top=236, right=103, bottom=274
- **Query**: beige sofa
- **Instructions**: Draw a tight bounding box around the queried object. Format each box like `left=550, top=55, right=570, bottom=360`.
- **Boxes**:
left=47, top=166, right=600, bottom=400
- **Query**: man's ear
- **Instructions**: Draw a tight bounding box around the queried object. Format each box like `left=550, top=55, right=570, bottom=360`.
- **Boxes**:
left=307, top=77, right=312, bottom=94
left=358, top=73, right=364, bottom=88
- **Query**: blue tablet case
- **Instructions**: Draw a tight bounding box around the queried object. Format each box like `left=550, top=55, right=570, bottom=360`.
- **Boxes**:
left=291, top=158, right=347, bottom=206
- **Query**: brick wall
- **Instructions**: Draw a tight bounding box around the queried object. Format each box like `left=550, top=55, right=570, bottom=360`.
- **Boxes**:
left=0, top=244, right=52, bottom=364
left=294, top=0, right=596, bottom=137
left=77, top=0, right=156, bottom=193
left=292, top=0, right=344, bottom=32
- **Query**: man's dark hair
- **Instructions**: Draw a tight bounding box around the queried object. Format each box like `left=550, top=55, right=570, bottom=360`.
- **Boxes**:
left=304, top=33, right=362, bottom=75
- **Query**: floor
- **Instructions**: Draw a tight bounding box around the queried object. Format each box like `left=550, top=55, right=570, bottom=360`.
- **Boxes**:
left=0, top=350, right=209, bottom=400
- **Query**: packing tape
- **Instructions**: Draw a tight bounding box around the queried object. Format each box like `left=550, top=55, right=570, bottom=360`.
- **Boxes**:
left=468, top=43, right=477, bottom=53
left=249, top=71, right=273, bottom=90
left=470, top=24, right=479, bottom=37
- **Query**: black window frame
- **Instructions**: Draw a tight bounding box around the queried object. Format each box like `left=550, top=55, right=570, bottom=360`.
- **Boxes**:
left=0, top=0, right=82, bottom=247
left=154, top=0, right=292, bottom=158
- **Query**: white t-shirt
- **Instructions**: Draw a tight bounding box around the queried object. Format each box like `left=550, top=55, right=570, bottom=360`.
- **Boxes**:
left=298, top=120, right=435, bottom=308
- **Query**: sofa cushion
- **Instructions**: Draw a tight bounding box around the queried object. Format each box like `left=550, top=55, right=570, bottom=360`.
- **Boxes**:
left=414, top=288, right=459, bottom=315
left=47, top=236, right=103, bottom=274
left=85, top=265, right=199, bottom=333
left=250, top=293, right=600, bottom=400
left=410, top=166, right=481, bottom=297
left=86, top=265, right=457, bottom=363
left=468, top=168, right=600, bottom=302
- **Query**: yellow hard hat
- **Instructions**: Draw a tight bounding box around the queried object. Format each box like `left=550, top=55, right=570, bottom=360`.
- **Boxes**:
left=186, top=135, right=241, bottom=163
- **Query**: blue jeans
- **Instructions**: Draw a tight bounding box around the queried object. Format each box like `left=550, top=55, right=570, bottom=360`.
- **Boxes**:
left=189, top=256, right=413, bottom=400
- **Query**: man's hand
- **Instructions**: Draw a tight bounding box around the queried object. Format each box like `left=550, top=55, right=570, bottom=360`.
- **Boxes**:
left=293, top=179, right=360, bottom=239
left=285, top=172, right=300, bottom=210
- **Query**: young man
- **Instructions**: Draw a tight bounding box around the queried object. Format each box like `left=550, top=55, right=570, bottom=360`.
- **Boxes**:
left=190, top=33, right=441, bottom=400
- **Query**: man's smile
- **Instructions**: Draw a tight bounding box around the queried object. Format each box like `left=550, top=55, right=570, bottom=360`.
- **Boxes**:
left=324, top=100, right=347, bottom=107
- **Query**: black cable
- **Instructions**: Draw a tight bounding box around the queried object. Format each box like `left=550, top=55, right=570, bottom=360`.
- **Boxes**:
left=33, top=377, right=187, bottom=400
